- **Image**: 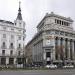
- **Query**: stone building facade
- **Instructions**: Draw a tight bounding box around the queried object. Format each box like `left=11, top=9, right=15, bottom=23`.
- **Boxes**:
left=26, top=12, right=75, bottom=66
left=0, top=2, right=26, bottom=66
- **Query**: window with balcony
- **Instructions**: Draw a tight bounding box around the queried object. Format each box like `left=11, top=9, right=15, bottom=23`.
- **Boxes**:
left=19, top=44, right=21, bottom=48
left=18, top=51, right=21, bottom=56
left=10, top=43, right=13, bottom=49
left=10, top=50, right=13, bottom=55
left=2, top=42, right=6, bottom=49
left=2, top=50, right=5, bottom=55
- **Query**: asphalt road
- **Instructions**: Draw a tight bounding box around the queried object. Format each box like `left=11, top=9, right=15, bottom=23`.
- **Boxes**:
left=0, top=69, right=75, bottom=75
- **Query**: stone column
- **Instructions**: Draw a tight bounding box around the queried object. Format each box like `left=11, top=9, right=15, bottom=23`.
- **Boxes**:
left=52, top=38, right=55, bottom=61
left=0, top=57, right=1, bottom=65
left=72, top=40, right=74, bottom=60
left=58, top=38, right=60, bottom=60
left=6, top=57, right=9, bottom=65
left=62, top=39, right=65, bottom=59
left=67, top=39, right=70, bottom=59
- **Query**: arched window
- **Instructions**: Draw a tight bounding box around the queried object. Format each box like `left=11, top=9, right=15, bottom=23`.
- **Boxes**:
left=19, top=44, right=21, bottom=48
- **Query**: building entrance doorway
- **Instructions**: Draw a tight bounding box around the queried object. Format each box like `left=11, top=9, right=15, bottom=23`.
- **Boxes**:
left=1, top=57, right=6, bottom=65
left=46, top=52, right=51, bottom=65
left=46, top=52, right=51, bottom=58
left=17, top=58, right=22, bottom=64
left=9, top=58, right=14, bottom=65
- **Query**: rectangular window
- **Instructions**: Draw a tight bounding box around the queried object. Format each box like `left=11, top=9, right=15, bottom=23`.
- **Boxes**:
left=46, top=30, right=51, bottom=34
left=11, top=28, right=14, bottom=31
left=3, top=34, right=6, bottom=38
left=60, top=31, right=64, bottom=35
left=19, top=44, right=21, bottom=48
left=18, top=51, right=20, bottom=56
left=3, top=27, right=6, bottom=30
left=18, top=36, right=21, bottom=40
left=18, top=30, right=21, bottom=33
left=10, top=43, right=13, bottom=48
left=23, top=37, right=25, bottom=41
left=57, top=20, right=59, bottom=24
left=2, top=50, right=5, bottom=55
left=10, top=50, right=13, bottom=55
left=11, top=35, right=14, bottom=39
left=23, top=31, right=25, bottom=34
left=65, top=32, right=68, bottom=36
left=55, top=31, right=59, bottom=34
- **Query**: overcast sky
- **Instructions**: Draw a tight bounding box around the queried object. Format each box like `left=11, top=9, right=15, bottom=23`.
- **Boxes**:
left=0, top=0, right=75, bottom=44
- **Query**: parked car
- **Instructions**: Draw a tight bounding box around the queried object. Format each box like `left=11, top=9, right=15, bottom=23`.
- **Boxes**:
left=45, top=64, right=57, bottom=69
left=63, top=64, right=74, bottom=68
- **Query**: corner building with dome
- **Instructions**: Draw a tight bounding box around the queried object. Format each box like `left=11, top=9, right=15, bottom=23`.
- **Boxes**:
left=0, top=2, right=26, bottom=66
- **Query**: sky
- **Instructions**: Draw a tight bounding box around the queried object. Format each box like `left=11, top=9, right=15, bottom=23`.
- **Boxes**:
left=0, top=0, right=75, bottom=44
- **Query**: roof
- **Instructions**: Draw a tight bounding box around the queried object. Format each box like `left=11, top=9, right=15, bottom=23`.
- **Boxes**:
left=16, top=1, right=22, bottom=20
left=37, top=12, right=73, bottom=28
left=0, top=19, right=14, bottom=25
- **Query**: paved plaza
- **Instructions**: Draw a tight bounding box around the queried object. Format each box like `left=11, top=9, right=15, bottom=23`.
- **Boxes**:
left=0, top=69, right=75, bottom=75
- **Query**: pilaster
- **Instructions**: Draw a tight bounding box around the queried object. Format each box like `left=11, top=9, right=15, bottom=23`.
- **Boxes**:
left=6, top=57, right=9, bottom=65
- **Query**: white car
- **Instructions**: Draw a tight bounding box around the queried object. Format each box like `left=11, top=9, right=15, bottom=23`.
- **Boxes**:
left=63, top=65, right=74, bottom=68
left=45, top=64, right=57, bottom=69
